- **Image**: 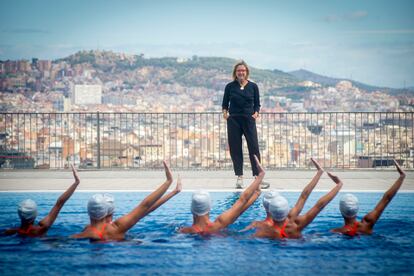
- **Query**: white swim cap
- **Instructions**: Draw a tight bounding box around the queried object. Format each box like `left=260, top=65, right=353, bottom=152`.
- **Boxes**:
left=103, top=194, right=115, bottom=215
left=191, top=190, right=211, bottom=216
left=87, top=194, right=109, bottom=220
left=18, top=199, right=38, bottom=222
left=339, top=194, right=359, bottom=218
left=269, top=196, right=289, bottom=222
left=262, top=190, right=281, bottom=212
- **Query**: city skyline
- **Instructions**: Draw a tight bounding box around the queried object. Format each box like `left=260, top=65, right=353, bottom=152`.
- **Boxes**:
left=1, top=0, right=413, bottom=88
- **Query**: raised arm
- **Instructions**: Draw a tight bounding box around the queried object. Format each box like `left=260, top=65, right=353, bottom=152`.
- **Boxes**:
left=38, top=164, right=80, bottom=230
left=296, top=172, right=342, bottom=230
left=362, top=160, right=405, bottom=229
left=240, top=188, right=261, bottom=215
left=113, top=161, right=173, bottom=233
left=238, top=189, right=262, bottom=232
left=214, top=156, right=265, bottom=229
left=145, top=174, right=182, bottom=215
left=288, top=158, right=324, bottom=219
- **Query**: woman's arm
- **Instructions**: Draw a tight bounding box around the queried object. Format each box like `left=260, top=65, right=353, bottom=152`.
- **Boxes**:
left=145, top=174, right=183, bottom=215
left=112, top=161, right=173, bottom=233
left=296, top=172, right=343, bottom=230
left=214, top=156, right=265, bottom=229
left=253, top=83, right=261, bottom=114
left=362, top=160, right=405, bottom=229
left=38, top=164, right=80, bottom=231
left=288, top=158, right=323, bottom=219
left=222, top=84, right=230, bottom=119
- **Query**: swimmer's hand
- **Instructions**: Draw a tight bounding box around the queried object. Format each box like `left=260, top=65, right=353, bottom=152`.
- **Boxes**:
left=240, top=222, right=257, bottom=232
left=327, top=172, right=341, bottom=184
left=163, top=160, right=173, bottom=183
left=254, top=155, right=265, bottom=178
left=71, top=164, right=80, bottom=184
left=394, top=159, right=406, bottom=178
left=310, top=158, right=324, bottom=172
left=175, top=174, right=182, bottom=193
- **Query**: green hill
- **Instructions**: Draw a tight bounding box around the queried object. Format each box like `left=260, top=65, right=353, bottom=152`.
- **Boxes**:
left=58, top=50, right=299, bottom=91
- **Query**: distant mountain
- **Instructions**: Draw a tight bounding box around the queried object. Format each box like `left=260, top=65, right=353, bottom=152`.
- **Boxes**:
left=55, top=50, right=412, bottom=98
left=289, top=69, right=414, bottom=96
left=58, top=50, right=299, bottom=91
left=288, top=69, right=386, bottom=92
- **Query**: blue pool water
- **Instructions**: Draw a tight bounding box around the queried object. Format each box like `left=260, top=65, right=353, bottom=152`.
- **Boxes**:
left=0, top=192, right=413, bottom=275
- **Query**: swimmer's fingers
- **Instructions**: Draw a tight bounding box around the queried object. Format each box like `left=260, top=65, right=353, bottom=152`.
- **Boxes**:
left=254, top=155, right=265, bottom=175
left=175, top=174, right=182, bottom=192
left=327, top=172, right=341, bottom=184
left=71, top=164, right=80, bottom=183
left=310, top=158, right=323, bottom=172
left=163, top=160, right=173, bottom=182
left=393, top=159, right=405, bottom=177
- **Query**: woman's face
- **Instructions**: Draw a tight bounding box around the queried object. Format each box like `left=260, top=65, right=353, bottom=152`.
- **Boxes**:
left=236, top=65, right=247, bottom=81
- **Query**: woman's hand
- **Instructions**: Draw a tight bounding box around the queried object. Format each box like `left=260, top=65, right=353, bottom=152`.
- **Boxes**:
left=223, top=110, right=229, bottom=120
left=252, top=112, right=259, bottom=120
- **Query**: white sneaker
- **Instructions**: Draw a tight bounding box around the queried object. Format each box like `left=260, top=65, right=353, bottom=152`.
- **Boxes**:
left=260, top=180, right=270, bottom=189
left=236, top=176, right=244, bottom=189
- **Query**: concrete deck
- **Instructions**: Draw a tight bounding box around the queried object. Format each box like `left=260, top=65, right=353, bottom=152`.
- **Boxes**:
left=0, top=169, right=413, bottom=192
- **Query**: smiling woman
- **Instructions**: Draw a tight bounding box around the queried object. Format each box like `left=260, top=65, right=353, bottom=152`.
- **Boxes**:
left=222, top=61, right=269, bottom=189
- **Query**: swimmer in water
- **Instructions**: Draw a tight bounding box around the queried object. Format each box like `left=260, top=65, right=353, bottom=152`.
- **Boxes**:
left=4, top=164, right=80, bottom=237
left=332, top=159, right=406, bottom=236
left=240, top=189, right=281, bottom=231
left=252, top=158, right=343, bottom=239
left=180, top=155, right=264, bottom=235
left=71, top=161, right=180, bottom=241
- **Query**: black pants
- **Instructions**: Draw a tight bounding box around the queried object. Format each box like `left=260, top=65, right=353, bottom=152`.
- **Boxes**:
left=227, top=115, right=261, bottom=176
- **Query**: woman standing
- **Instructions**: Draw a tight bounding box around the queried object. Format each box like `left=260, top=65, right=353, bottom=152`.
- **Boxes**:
left=222, top=61, right=269, bottom=189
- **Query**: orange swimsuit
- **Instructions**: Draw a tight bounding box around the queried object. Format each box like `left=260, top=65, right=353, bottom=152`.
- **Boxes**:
left=192, top=222, right=214, bottom=234
left=344, top=221, right=359, bottom=237
left=90, top=223, right=108, bottom=240
left=17, top=224, right=37, bottom=237
left=273, top=220, right=289, bottom=238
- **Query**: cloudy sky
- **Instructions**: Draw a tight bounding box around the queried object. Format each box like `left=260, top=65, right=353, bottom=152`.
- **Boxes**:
left=1, top=0, right=413, bottom=88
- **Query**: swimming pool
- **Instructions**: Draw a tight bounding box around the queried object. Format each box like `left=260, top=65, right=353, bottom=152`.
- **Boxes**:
left=1, top=192, right=413, bottom=275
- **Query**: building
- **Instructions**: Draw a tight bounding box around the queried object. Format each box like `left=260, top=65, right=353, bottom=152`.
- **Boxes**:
left=71, top=84, right=102, bottom=105
left=4, top=60, right=17, bottom=74
left=53, top=95, right=71, bottom=111
left=37, top=60, right=52, bottom=72
left=17, top=60, right=31, bottom=72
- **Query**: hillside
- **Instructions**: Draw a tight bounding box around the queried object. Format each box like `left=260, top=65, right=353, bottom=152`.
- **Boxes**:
left=58, top=50, right=300, bottom=92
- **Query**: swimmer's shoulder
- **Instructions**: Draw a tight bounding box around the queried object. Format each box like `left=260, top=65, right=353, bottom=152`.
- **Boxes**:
left=179, top=226, right=194, bottom=234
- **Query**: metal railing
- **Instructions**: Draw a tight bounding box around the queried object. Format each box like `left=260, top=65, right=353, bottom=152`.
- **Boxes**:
left=0, top=112, right=413, bottom=169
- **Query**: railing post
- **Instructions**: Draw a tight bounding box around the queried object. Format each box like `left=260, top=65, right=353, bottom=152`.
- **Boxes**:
left=97, top=111, right=101, bottom=169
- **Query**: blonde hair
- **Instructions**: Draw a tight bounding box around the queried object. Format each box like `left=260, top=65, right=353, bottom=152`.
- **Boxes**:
left=232, top=60, right=250, bottom=81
